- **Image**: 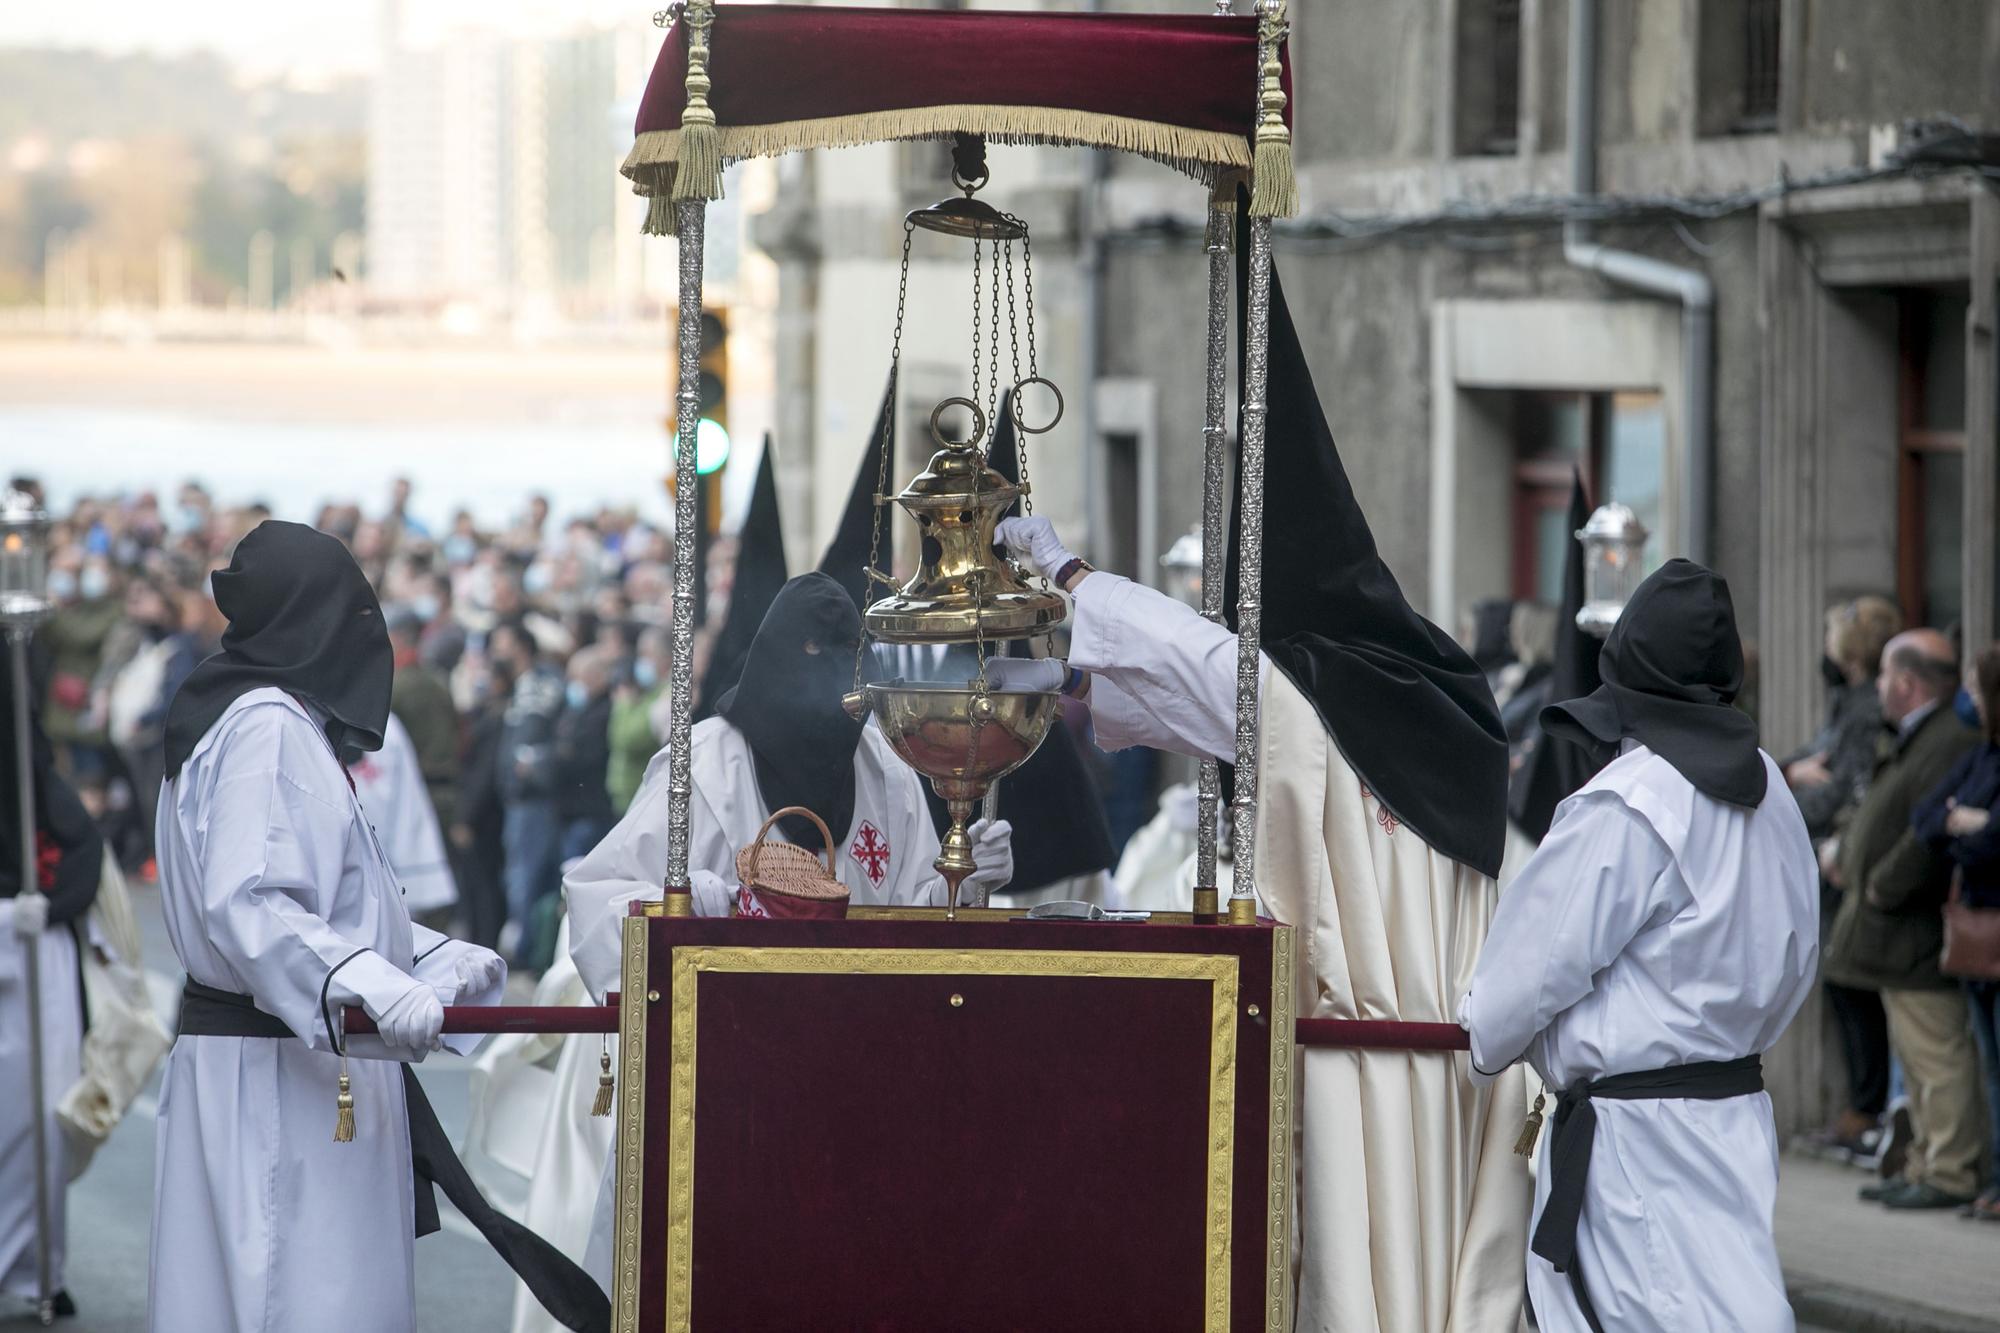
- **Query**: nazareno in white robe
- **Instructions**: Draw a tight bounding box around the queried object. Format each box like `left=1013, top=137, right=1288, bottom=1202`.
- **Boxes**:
left=1069, top=572, right=1534, bottom=1333
left=1460, top=744, right=1819, bottom=1333
left=349, top=711, right=459, bottom=916
left=149, top=689, right=503, bottom=1333
left=0, top=894, right=83, bottom=1303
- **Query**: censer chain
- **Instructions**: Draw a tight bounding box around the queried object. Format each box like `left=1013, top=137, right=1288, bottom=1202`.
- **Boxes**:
left=854, top=220, right=915, bottom=695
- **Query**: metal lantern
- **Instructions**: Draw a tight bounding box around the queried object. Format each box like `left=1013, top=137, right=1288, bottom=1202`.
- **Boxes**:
left=0, top=488, right=52, bottom=630
left=1159, top=527, right=1203, bottom=610
left=1574, top=502, right=1648, bottom=639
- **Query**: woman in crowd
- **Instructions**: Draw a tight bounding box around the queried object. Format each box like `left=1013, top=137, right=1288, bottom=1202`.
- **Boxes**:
left=1911, top=643, right=2000, bottom=1223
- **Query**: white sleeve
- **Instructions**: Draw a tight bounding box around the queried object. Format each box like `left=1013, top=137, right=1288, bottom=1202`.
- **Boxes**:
left=192, top=764, right=418, bottom=1054
left=880, top=762, right=950, bottom=907
left=1068, top=573, right=1240, bottom=764
left=1457, top=793, right=1690, bottom=1082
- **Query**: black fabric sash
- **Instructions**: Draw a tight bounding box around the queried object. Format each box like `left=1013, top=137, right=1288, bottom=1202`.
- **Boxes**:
left=177, top=981, right=611, bottom=1333
left=1531, top=1054, right=1765, bottom=1332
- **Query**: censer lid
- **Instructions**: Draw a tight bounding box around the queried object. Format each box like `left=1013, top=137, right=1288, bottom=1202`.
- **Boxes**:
left=894, top=445, right=1020, bottom=508
left=905, top=195, right=1028, bottom=242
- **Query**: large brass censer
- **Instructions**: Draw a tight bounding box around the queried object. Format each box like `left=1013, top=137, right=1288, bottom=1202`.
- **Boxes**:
left=845, top=681, right=1060, bottom=918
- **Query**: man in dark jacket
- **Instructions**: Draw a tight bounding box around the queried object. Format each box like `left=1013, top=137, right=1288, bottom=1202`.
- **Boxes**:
left=1825, top=629, right=1981, bottom=1209
left=554, top=646, right=616, bottom=863
left=489, top=621, right=564, bottom=957
left=387, top=610, right=460, bottom=830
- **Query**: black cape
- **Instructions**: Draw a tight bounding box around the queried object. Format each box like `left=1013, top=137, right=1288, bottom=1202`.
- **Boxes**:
left=1224, top=200, right=1509, bottom=879
left=916, top=390, right=1117, bottom=892
left=695, top=436, right=789, bottom=720
left=163, top=521, right=393, bottom=781
left=0, top=653, right=103, bottom=927
left=1541, top=558, right=1767, bottom=807
left=715, top=572, right=865, bottom=853
left=1508, top=470, right=1607, bottom=840
left=818, top=369, right=898, bottom=613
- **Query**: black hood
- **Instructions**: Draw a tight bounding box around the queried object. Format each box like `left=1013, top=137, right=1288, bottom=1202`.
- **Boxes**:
left=695, top=436, right=789, bottom=720
left=716, top=572, right=865, bottom=852
left=164, top=520, right=392, bottom=781
left=1224, top=197, right=1509, bottom=879
left=1541, top=557, right=1766, bottom=807
left=1508, top=469, right=1607, bottom=839
left=818, top=369, right=898, bottom=613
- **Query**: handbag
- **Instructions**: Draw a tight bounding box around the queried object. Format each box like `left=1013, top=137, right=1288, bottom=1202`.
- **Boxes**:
left=732, top=807, right=850, bottom=921
left=1941, top=870, right=2000, bottom=981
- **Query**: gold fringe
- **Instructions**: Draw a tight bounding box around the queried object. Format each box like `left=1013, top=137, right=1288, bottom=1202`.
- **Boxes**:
left=644, top=191, right=678, bottom=238
left=591, top=1043, right=616, bottom=1118
left=1513, top=1090, right=1546, bottom=1157
left=1250, top=136, right=1298, bottom=219
left=622, top=105, right=1250, bottom=199
left=1248, top=4, right=1299, bottom=219
left=334, top=1067, right=356, bottom=1143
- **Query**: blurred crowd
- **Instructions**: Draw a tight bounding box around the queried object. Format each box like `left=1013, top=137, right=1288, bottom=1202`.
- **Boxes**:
left=11, top=472, right=724, bottom=972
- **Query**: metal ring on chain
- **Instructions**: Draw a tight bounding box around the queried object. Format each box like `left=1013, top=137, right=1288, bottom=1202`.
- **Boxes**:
left=1009, top=376, right=1065, bottom=435
left=929, top=397, right=989, bottom=450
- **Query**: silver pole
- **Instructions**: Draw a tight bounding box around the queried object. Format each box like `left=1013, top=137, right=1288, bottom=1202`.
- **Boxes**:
left=10, top=631, right=55, bottom=1323
left=664, top=202, right=707, bottom=895
left=1228, top=217, right=1273, bottom=924
left=1194, top=195, right=1231, bottom=915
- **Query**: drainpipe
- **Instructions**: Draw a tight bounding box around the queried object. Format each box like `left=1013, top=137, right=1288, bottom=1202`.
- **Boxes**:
left=1564, top=0, right=1714, bottom=563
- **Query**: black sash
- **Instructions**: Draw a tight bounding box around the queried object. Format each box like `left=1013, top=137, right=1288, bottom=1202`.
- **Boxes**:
left=177, top=980, right=611, bottom=1333
left=1531, top=1054, right=1765, bottom=1332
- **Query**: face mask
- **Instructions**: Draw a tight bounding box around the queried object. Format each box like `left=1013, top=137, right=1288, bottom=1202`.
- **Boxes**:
left=47, top=570, right=77, bottom=602
left=566, top=680, right=589, bottom=711
left=411, top=596, right=440, bottom=622
left=443, top=535, right=476, bottom=565
left=80, top=566, right=109, bottom=601
left=523, top=564, right=552, bottom=596
left=1956, top=687, right=1981, bottom=729
left=1819, top=655, right=1845, bottom=689
left=633, top=658, right=659, bottom=689
left=178, top=503, right=207, bottom=533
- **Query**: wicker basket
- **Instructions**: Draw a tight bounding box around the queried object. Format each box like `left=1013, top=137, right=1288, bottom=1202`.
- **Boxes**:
left=732, top=806, right=850, bottom=920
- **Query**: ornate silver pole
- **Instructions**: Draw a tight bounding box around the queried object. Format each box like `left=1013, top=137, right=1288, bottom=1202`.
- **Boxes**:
left=1227, top=215, right=1273, bottom=926
left=662, top=201, right=707, bottom=910
left=1193, top=190, right=1232, bottom=921
left=9, top=630, right=55, bottom=1323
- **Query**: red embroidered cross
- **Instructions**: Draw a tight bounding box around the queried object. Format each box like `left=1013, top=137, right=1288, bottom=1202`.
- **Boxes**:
left=851, top=821, right=890, bottom=885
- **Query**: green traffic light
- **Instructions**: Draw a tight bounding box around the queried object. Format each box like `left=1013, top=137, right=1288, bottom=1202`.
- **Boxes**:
left=695, top=418, right=731, bottom=474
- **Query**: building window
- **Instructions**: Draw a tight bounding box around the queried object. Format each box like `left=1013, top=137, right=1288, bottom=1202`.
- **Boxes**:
left=1455, top=0, right=1522, bottom=157
left=1699, top=0, right=1783, bottom=136
left=1510, top=391, right=1664, bottom=603
left=1896, top=289, right=1969, bottom=629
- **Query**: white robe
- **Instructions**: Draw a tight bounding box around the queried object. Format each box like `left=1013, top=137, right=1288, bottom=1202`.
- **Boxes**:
left=0, top=899, right=83, bottom=1303
left=348, top=712, right=459, bottom=915
left=149, top=689, right=503, bottom=1333
left=1070, top=573, right=1533, bottom=1333
left=1460, top=744, right=1818, bottom=1332
left=565, top=714, right=954, bottom=1000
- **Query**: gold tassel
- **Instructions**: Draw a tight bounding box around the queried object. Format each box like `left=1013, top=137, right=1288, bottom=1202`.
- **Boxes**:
left=1513, top=1090, right=1546, bottom=1157
left=1248, top=3, right=1299, bottom=219
left=669, top=3, right=724, bottom=205
left=643, top=190, right=678, bottom=238
left=591, top=1040, right=615, bottom=1118
left=333, top=1063, right=356, bottom=1143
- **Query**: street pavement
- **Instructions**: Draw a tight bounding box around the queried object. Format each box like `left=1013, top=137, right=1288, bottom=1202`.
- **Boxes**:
left=0, top=881, right=516, bottom=1333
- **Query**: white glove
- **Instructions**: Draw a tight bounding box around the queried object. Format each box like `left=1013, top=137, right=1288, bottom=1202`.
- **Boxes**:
left=978, top=657, right=1066, bottom=694
left=965, top=818, right=1015, bottom=892
left=995, top=516, right=1079, bottom=583
left=6, top=894, right=49, bottom=939
left=371, top=983, right=446, bottom=1053
left=452, top=946, right=507, bottom=1000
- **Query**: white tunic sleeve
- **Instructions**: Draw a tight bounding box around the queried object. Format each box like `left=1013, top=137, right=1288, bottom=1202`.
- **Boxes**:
left=192, top=759, right=417, bottom=1053
left=1068, top=573, right=1240, bottom=764
left=1458, top=792, right=1691, bottom=1083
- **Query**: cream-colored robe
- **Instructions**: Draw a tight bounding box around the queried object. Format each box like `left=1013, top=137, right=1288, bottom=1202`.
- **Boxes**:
left=1071, top=573, right=1532, bottom=1333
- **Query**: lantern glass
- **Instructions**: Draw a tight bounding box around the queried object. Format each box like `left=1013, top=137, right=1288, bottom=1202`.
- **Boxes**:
left=0, top=490, right=52, bottom=628
left=1159, top=527, right=1203, bottom=610
left=1574, top=503, right=1648, bottom=638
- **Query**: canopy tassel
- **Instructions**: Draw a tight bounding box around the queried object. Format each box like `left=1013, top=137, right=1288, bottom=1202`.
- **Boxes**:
left=670, top=2, right=724, bottom=205
left=333, top=1063, right=356, bottom=1143
left=1248, top=2, right=1298, bottom=219
left=1513, top=1089, right=1546, bottom=1158
left=591, top=1039, right=616, bottom=1118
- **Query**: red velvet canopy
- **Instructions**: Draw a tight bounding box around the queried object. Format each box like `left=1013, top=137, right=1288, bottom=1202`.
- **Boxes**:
left=624, top=5, right=1292, bottom=204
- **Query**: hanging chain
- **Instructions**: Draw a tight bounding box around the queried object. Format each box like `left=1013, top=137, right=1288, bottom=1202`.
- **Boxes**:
left=1003, top=233, right=1037, bottom=518
left=984, top=239, right=1002, bottom=450
left=969, top=234, right=983, bottom=431
left=853, top=221, right=916, bottom=694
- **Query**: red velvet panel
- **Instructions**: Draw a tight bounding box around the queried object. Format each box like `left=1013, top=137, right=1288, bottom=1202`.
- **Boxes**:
left=636, top=7, right=1290, bottom=144
left=632, top=917, right=1281, bottom=1332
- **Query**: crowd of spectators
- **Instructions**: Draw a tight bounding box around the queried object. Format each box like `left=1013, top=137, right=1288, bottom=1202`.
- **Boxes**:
left=13, top=472, right=721, bottom=972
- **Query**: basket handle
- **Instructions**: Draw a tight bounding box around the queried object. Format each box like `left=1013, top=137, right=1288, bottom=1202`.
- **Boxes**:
left=747, top=806, right=838, bottom=882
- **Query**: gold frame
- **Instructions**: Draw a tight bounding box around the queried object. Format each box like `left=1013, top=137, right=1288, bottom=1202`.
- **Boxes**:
left=1265, top=926, right=1295, bottom=1333
left=620, top=944, right=1241, bottom=1333
left=611, top=917, right=652, bottom=1333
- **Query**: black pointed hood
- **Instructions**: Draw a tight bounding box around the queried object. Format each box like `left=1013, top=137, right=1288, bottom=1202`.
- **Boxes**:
left=917, top=390, right=1118, bottom=891
left=818, top=368, right=898, bottom=613
left=695, top=436, right=789, bottom=720
left=1224, top=201, right=1509, bottom=879
left=1509, top=469, right=1607, bottom=839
